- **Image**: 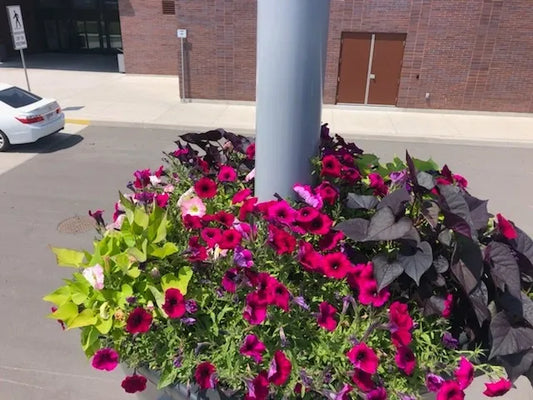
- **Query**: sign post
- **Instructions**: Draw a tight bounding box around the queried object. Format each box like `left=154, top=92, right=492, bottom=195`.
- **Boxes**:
left=177, top=29, right=187, bottom=102
left=6, top=5, right=30, bottom=91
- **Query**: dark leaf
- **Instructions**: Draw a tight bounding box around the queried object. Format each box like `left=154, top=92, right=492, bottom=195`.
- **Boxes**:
left=451, top=260, right=478, bottom=294
left=433, top=256, right=449, bottom=273
left=377, top=187, right=411, bottom=216
left=399, top=241, right=433, bottom=285
left=432, top=273, right=446, bottom=287
left=469, top=282, right=490, bottom=326
left=334, top=219, right=369, bottom=242
left=416, top=171, right=436, bottom=190
left=372, top=254, right=404, bottom=291
left=180, top=132, right=208, bottom=149
left=500, top=349, right=533, bottom=382
left=442, top=211, right=472, bottom=238
left=464, top=194, right=491, bottom=231
left=489, top=311, right=533, bottom=359
left=521, top=293, right=533, bottom=327
left=489, top=242, right=521, bottom=301
left=499, top=292, right=524, bottom=324
left=223, top=131, right=250, bottom=152
left=405, top=151, right=419, bottom=188
left=346, top=193, right=379, bottom=210
left=439, top=184, right=476, bottom=239
left=202, top=129, right=223, bottom=141
left=441, top=165, right=453, bottom=182
left=422, top=200, right=440, bottom=228
left=456, top=234, right=484, bottom=283
left=512, top=227, right=533, bottom=272
left=365, top=207, right=413, bottom=241
left=400, top=227, right=421, bottom=247
left=423, top=295, right=445, bottom=317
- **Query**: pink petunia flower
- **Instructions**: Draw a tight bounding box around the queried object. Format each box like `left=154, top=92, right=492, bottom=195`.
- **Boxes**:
left=232, top=188, right=252, bottom=204
left=455, top=357, right=474, bottom=390
left=180, top=196, right=206, bottom=217
left=155, top=193, right=169, bottom=208
left=243, top=292, right=268, bottom=325
left=317, top=301, right=338, bottom=331
left=268, top=351, right=292, bottom=386
left=483, top=378, right=512, bottom=397
left=293, top=183, right=323, bottom=209
left=240, top=334, right=266, bottom=363
left=346, top=343, right=379, bottom=374
left=195, top=362, right=217, bottom=389
left=91, top=348, right=119, bottom=371
left=82, top=264, right=104, bottom=290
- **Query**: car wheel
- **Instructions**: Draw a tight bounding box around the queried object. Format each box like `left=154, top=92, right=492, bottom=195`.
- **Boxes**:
left=0, top=131, right=10, bottom=152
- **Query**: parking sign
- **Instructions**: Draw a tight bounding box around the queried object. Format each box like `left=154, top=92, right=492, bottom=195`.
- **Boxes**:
left=6, top=5, right=27, bottom=50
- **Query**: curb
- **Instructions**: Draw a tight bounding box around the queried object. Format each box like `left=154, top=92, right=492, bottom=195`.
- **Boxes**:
left=63, top=118, right=533, bottom=148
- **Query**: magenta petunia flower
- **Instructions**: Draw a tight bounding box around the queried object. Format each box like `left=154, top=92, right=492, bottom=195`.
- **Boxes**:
left=194, top=177, right=217, bottom=199
left=298, top=241, right=323, bottom=273
left=453, top=174, right=468, bottom=189
left=442, top=294, right=453, bottom=318
left=321, top=155, right=342, bottom=177
left=352, top=368, right=375, bottom=393
left=483, top=378, right=512, bottom=397
left=317, top=301, right=338, bottom=331
left=346, top=343, right=379, bottom=374
left=218, top=229, right=242, bottom=250
left=366, top=386, right=387, bottom=400
left=246, top=143, right=255, bottom=160
left=162, top=288, right=186, bottom=319
left=322, top=252, right=352, bottom=279
left=195, top=361, right=217, bottom=389
left=268, top=350, right=292, bottom=386
left=395, top=346, right=416, bottom=375
left=88, top=209, right=105, bottom=226
left=436, top=381, right=464, bottom=400
left=454, top=357, right=474, bottom=390
left=232, top=188, right=252, bottom=204
left=426, top=373, right=445, bottom=392
left=255, top=272, right=277, bottom=304
left=239, top=197, right=258, bottom=220
left=183, top=214, right=203, bottom=229
left=243, top=292, right=268, bottom=325
left=496, top=213, right=518, bottom=240
left=272, top=282, right=290, bottom=312
left=240, top=334, right=266, bottom=363
left=318, top=230, right=344, bottom=251
left=389, top=301, right=413, bottom=348
left=91, top=348, right=119, bottom=371
left=346, top=262, right=374, bottom=290
left=214, top=211, right=235, bottom=227
left=268, top=225, right=296, bottom=255
left=133, top=168, right=151, bottom=188
left=121, top=374, right=147, bottom=393
left=218, top=165, right=237, bottom=182
left=222, top=268, right=240, bottom=293
left=306, top=213, right=333, bottom=236
left=296, top=206, right=320, bottom=223
left=267, top=201, right=296, bottom=225
left=368, top=173, right=388, bottom=196
left=341, top=167, right=361, bottom=184
left=245, top=371, right=269, bottom=400
left=126, top=307, right=152, bottom=334
left=358, top=279, right=390, bottom=307
left=315, top=181, right=338, bottom=205
left=201, top=227, right=222, bottom=248
left=155, top=193, right=169, bottom=208
left=335, top=384, right=353, bottom=400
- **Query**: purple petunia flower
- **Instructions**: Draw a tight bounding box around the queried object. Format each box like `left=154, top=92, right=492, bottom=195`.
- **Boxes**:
left=185, top=299, right=198, bottom=314
left=442, top=332, right=458, bottom=349
left=293, top=296, right=310, bottom=311
left=180, top=317, right=196, bottom=326
left=234, top=247, right=254, bottom=268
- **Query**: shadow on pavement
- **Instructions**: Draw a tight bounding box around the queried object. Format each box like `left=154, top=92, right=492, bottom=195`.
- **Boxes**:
left=8, top=132, right=84, bottom=154
left=0, top=53, right=118, bottom=73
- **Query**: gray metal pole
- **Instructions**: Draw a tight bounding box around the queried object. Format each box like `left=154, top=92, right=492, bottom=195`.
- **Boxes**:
left=19, top=49, right=30, bottom=91
left=180, top=37, right=186, bottom=102
left=254, top=0, right=330, bottom=201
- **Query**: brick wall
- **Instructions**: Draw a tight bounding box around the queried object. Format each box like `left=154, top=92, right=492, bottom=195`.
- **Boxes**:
left=118, top=0, right=178, bottom=75
left=175, top=0, right=256, bottom=100
left=125, top=0, right=533, bottom=112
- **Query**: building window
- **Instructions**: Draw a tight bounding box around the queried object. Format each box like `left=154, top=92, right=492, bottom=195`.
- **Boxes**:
left=162, top=0, right=175, bottom=15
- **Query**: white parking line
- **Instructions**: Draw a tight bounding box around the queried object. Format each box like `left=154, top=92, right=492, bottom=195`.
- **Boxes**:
left=0, top=123, right=86, bottom=175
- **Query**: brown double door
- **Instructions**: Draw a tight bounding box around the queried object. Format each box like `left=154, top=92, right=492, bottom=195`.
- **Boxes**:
left=336, top=33, right=406, bottom=105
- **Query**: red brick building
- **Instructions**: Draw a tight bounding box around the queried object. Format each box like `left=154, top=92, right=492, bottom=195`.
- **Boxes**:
left=2, top=1, right=532, bottom=112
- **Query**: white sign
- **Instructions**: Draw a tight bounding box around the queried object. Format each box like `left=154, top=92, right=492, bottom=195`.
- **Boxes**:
left=6, top=5, right=27, bottom=50
left=177, top=29, right=187, bottom=39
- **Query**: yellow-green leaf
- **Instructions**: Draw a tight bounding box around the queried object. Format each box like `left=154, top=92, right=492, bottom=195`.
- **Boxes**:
left=134, top=207, right=149, bottom=230
left=95, top=316, right=113, bottom=334
left=43, top=286, right=71, bottom=306
left=161, top=266, right=192, bottom=295
left=49, top=302, right=78, bottom=322
left=51, top=247, right=86, bottom=267
left=150, top=242, right=178, bottom=259
left=68, top=309, right=97, bottom=329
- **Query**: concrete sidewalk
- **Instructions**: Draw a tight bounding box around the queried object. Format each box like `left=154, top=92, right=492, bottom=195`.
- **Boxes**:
left=1, top=64, right=532, bottom=146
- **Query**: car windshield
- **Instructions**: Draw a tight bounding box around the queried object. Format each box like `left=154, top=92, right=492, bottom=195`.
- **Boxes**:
left=0, top=86, right=41, bottom=108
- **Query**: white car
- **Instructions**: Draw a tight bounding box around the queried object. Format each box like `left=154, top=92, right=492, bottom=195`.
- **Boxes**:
left=0, top=83, right=65, bottom=151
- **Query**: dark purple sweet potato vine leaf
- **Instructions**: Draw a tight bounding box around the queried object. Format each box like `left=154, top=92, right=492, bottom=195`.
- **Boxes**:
left=365, top=207, right=413, bottom=242
left=451, top=260, right=479, bottom=295
left=334, top=219, right=369, bottom=242
left=469, top=282, right=490, bottom=326
left=346, top=193, right=379, bottom=210
left=489, top=312, right=533, bottom=359
left=423, top=295, right=445, bottom=317
left=376, top=187, right=411, bottom=216
left=499, top=349, right=533, bottom=382
left=372, top=254, right=404, bottom=291
left=489, top=242, right=522, bottom=301
left=399, top=241, right=433, bottom=285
